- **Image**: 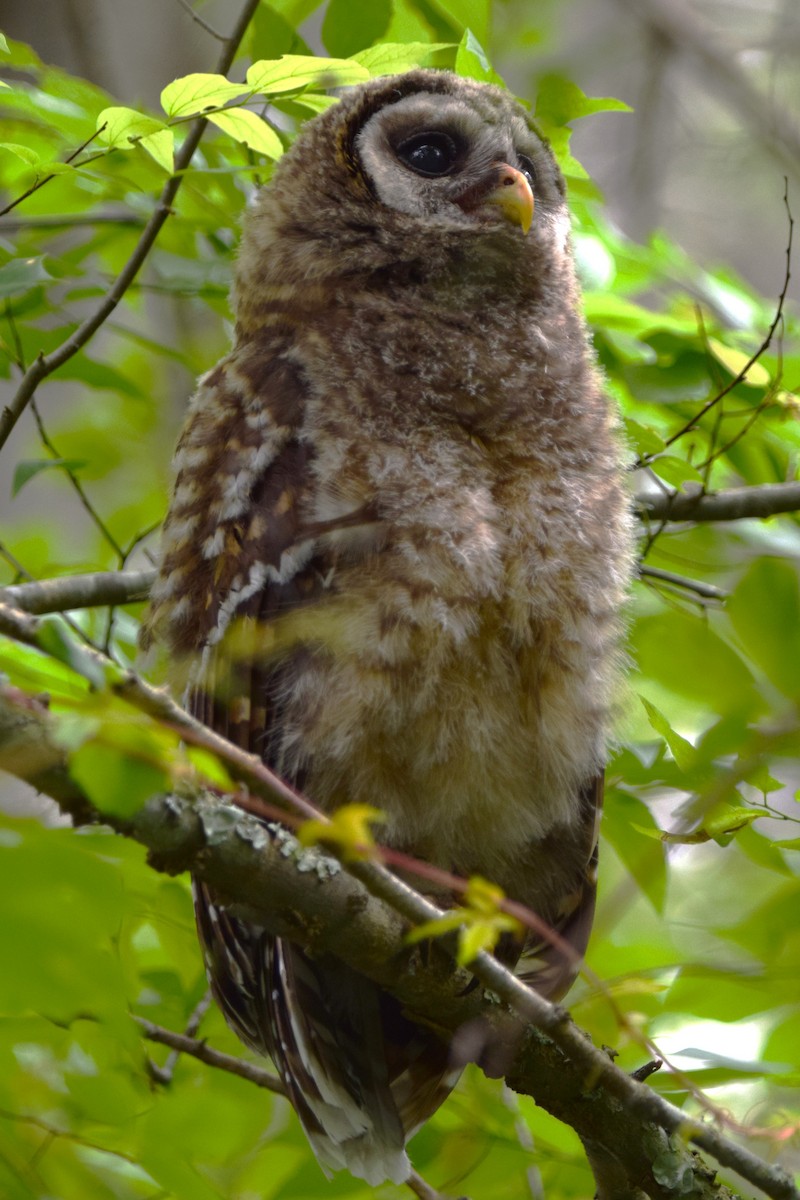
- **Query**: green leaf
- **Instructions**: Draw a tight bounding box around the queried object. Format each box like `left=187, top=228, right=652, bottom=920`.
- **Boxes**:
left=35, top=617, right=106, bottom=688
left=321, top=0, right=392, bottom=56
left=603, top=785, right=667, bottom=911
left=0, top=636, right=90, bottom=702
left=407, top=876, right=521, bottom=963
left=406, top=911, right=464, bottom=944
left=160, top=72, right=247, bottom=118
left=648, top=455, right=705, bottom=489
left=278, top=92, right=338, bottom=117
left=727, top=558, right=800, bottom=699
left=433, top=0, right=490, bottom=42
left=0, top=141, right=40, bottom=165
left=206, top=108, right=284, bottom=159
left=249, top=3, right=311, bottom=58
left=20, top=159, right=76, bottom=180
left=50, top=710, right=101, bottom=753
left=535, top=73, right=631, bottom=126
left=0, top=821, right=127, bottom=1021
left=584, top=294, right=690, bottom=338
left=382, top=0, right=443, bottom=41
left=298, top=803, right=385, bottom=861
left=624, top=417, right=665, bottom=457
left=185, top=745, right=233, bottom=790
left=640, top=697, right=695, bottom=770
left=454, top=29, right=505, bottom=85
left=633, top=610, right=756, bottom=713
left=747, top=763, right=784, bottom=795
left=457, top=918, right=499, bottom=965
left=69, top=741, right=170, bottom=819
left=352, top=41, right=453, bottom=75
left=703, top=805, right=764, bottom=847
left=0, top=32, right=9, bottom=53
left=266, top=0, right=324, bottom=22
left=140, top=128, right=175, bottom=173
left=0, top=255, right=53, bottom=297
left=246, top=55, right=370, bottom=94
left=54, top=355, right=145, bottom=397
left=96, top=105, right=169, bottom=150
left=708, top=338, right=771, bottom=388
left=12, top=457, right=87, bottom=496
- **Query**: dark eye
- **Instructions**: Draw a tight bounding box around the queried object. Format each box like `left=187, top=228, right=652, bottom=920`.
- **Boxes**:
left=517, top=154, right=536, bottom=188
left=395, top=131, right=460, bottom=177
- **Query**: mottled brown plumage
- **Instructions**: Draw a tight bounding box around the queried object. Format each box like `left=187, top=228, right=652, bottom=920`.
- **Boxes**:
left=144, top=69, right=633, bottom=1185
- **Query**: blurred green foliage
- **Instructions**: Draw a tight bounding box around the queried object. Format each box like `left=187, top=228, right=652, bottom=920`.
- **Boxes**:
left=1, top=1, right=799, bottom=1196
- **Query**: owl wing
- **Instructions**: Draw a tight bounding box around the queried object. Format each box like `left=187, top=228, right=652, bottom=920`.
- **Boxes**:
left=147, top=346, right=454, bottom=1185
left=515, top=773, right=602, bottom=1001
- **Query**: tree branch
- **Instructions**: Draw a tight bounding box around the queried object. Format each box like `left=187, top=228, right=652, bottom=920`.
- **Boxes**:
left=134, top=1016, right=286, bottom=1094
left=0, top=0, right=261, bottom=455
left=0, top=681, right=796, bottom=1200
left=638, top=480, right=800, bottom=523
left=2, top=569, right=154, bottom=613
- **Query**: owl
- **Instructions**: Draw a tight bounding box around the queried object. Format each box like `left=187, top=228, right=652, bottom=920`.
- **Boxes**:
left=144, top=69, right=632, bottom=1186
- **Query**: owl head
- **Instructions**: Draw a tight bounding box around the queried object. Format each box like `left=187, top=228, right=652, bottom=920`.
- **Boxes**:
left=235, top=70, right=574, bottom=316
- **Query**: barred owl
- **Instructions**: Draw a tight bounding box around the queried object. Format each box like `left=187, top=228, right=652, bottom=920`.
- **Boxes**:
left=144, top=69, right=632, bottom=1186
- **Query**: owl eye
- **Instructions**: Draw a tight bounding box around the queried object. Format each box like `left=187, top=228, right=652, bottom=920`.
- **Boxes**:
left=395, top=131, right=460, bottom=177
left=517, top=154, right=536, bottom=187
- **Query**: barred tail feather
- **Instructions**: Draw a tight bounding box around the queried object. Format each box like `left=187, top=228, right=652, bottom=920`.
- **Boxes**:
left=193, top=881, right=456, bottom=1185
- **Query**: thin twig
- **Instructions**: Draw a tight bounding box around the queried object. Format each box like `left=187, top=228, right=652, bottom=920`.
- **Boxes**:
left=0, top=0, right=262, bottom=454
left=28, top=398, right=126, bottom=562
left=697, top=391, right=778, bottom=471
left=6, top=307, right=127, bottom=566
left=632, top=181, right=793, bottom=470
left=174, top=0, right=227, bottom=40
left=134, top=1016, right=286, bottom=1094
left=146, top=991, right=212, bottom=1084
left=406, top=1169, right=449, bottom=1200
left=0, top=212, right=146, bottom=231
left=638, top=564, right=726, bottom=601
left=0, top=127, right=108, bottom=219
left=0, top=541, right=31, bottom=582
left=0, top=543, right=110, bottom=657
left=0, top=1106, right=141, bottom=1165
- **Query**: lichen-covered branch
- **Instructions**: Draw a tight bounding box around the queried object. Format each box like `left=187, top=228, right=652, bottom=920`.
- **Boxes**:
left=0, top=681, right=796, bottom=1200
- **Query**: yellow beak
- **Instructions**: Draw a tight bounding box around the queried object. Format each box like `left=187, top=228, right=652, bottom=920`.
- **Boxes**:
left=484, top=164, right=534, bottom=235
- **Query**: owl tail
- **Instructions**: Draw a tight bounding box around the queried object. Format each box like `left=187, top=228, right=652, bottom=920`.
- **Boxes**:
left=194, top=881, right=458, bottom=1186
left=266, top=938, right=411, bottom=1185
